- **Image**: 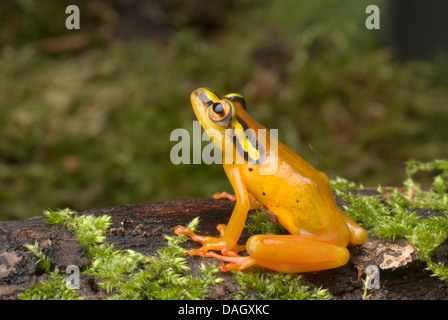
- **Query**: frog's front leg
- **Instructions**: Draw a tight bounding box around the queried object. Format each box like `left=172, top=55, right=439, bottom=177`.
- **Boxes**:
left=213, top=191, right=263, bottom=210
left=174, top=224, right=246, bottom=255
left=175, top=166, right=250, bottom=255
left=205, top=233, right=350, bottom=273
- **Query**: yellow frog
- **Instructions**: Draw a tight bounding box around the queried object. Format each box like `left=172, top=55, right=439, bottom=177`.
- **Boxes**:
left=175, top=88, right=367, bottom=273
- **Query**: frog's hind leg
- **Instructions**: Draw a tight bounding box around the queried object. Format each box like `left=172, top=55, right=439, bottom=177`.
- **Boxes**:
left=206, top=234, right=350, bottom=273
left=339, top=209, right=368, bottom=245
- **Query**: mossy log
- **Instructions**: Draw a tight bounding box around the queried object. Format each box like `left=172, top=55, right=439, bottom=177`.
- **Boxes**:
left=1, top=192, right=447, bottom=300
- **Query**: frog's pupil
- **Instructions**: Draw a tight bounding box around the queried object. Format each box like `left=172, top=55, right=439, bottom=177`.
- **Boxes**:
left=213, top=103, right=224, bottom=114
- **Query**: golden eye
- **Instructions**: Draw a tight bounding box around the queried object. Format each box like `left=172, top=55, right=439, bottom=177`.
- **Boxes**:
left=208, top=100, right=232, bottom=125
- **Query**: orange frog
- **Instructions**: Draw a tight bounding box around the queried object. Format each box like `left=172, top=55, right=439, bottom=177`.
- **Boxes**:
left=175, top=88, right=367, bottom=273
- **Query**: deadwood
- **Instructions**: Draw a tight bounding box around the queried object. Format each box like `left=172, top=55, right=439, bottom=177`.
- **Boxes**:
left=1, top=193, right=447, bottom=300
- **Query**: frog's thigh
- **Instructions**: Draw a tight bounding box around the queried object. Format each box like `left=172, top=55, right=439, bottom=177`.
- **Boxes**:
left=246, top=234, right=350, bottom=273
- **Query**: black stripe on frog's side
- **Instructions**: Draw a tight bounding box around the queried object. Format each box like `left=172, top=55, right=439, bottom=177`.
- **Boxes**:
left=231, top=117, right=265, bottom=165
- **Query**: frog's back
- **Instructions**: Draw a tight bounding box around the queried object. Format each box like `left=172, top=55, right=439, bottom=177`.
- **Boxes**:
left=248, top=141, right=349, bottom=243
left=236, top=108, right=349, bottom=240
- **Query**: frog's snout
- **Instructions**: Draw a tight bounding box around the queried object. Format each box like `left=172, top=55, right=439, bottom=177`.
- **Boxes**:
left=190, top=88, right=201, bottom=99
left=191, top=88, right=209, bottom=105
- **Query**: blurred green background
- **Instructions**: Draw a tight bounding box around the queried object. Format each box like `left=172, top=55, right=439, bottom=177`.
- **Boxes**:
left=1, top=0, right=447, bottom=220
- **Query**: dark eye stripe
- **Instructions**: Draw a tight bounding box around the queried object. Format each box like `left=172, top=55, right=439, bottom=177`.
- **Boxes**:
left=197, top=90, right=213, bottom=107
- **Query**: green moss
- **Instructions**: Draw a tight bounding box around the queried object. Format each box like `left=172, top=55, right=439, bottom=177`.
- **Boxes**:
left=18, top=268, right=84, bottom=300
left=19, top=213, right=224, bottom=300
left=330, top=176, right=364, bottom=191
left=19, top=208, right=331, bottom=300
left=233, top=270, right=331, bottom=300
left=45, top=208, right=112, bottom=256
left=23, top=241, right=52, bottom=272
left=85, top=218, right=225, bottom=300
left=337, top=159, right=448, bottom=280
left=245, top=210, right=288, bottom=235
left=19, top=242, right=84, bottom=300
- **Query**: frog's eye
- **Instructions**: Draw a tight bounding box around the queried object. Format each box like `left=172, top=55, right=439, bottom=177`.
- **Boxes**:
left=208, top=100, right=232, bottom=126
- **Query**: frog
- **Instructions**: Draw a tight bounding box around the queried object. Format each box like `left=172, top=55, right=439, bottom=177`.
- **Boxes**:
left=174, top=88, right=368, bottom=273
